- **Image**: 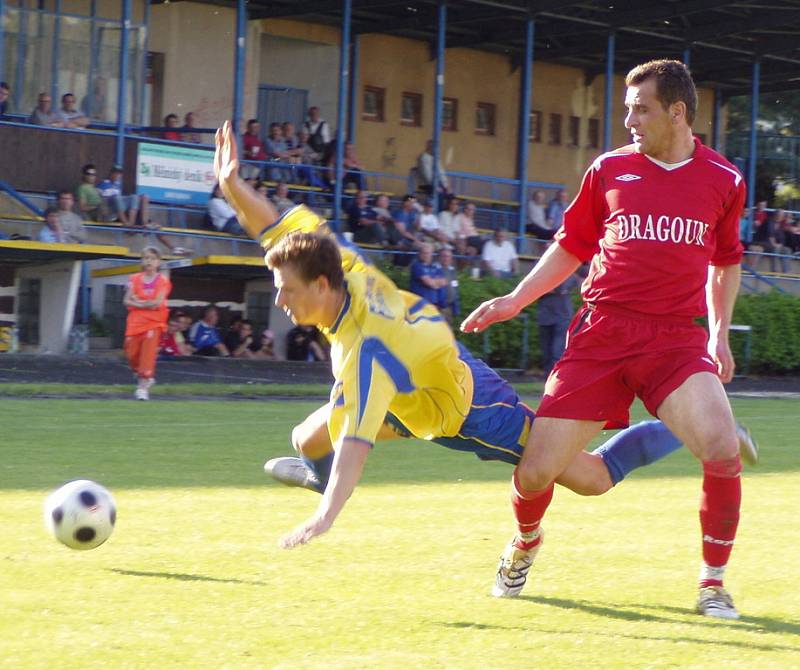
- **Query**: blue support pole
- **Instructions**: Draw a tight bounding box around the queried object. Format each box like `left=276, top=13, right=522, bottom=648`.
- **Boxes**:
left=432, top=0, right=446, bottom=212
left=115, top=0, right=131, bottom=167
left=15, top=5, right=27, bottom=111
left=49, top=0, right=62, bottom=104
left=80, top=261, right=90, bottom=325
left=232, top=0, right=246, bottom=134
left=682, top=46, right=690, bottom=68
left=86, top=0, right=97, bottom=119
left=0, top=0, right=5, bottom=85
left=746, top=59, right=760, bottom=219
left=516, top=16, right=534, bottom=251
left=333, top=0, right=352, bottom=230
left=139, top=0, right=150, bottom=125
left=347, top=34, right=359, bottom=143
left=603, top=31, right=615, bottom=152
left=712, top=88, right=722, bottom=151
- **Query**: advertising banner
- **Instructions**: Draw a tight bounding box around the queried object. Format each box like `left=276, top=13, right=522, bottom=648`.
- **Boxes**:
left=136, top=142, right=216, bottom=206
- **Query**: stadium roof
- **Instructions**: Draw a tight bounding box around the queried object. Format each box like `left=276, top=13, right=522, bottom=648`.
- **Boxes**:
left=215, top=0, right=800, bottom=97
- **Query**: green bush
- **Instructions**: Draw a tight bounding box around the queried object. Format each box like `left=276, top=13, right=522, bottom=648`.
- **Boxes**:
left=381, top=260, right=800, bottom=374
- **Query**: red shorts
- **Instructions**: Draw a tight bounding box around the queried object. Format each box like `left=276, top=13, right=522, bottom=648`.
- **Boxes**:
left=536, top=303, right=717, bottom=429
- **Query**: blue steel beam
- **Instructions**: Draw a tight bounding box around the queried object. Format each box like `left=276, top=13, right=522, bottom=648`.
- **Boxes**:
left=232, top=0, right=246, bottom=134
left=682, top=46, right=690, bottom=68
left=747, top=59, right=760, bottom=221
left=333, top=0, right=352, bottom=230
left=432, top=0, right=445, bottom=212
left=712, top=87, right=722, bottom=150
left=115, top=0, right=131, bottom=167
left=516, top=16, right=534, bottom=250
left=139, top=0, right=150, bottom=124
left=15, top=6, right=28, bottom=111
left=0, top=0, right=5, bottom=83
left=86, top=0, right=97, bottom=118
left=50, top=0, right=62, bottom=104
left=603, top=31, right=615, bottom=152
left=347, top=34, right=359, bottom=143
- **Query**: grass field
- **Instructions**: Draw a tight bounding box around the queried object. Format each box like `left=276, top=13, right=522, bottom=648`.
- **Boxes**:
left=1, top=394, right=799, bottom=669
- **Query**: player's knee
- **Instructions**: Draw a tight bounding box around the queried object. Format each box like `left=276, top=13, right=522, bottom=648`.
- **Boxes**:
left=571, top=470, right=613, bottom=497
left=696, top=428, right=738, bottom=462
left=516, top=461, right=555, bottom=493
left=290, top=425, right=306, bottom=455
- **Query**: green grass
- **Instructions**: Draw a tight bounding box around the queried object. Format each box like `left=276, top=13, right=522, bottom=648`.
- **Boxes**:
left=1, top=396, right=798, bottom=669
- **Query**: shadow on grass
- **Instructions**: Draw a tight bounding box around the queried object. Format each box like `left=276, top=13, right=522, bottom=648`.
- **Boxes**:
left=108, top=568, right=265, bottom=586
left=438, top=595, right=800, bottom=652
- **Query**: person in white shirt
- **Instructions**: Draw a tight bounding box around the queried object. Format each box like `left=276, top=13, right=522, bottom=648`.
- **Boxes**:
left=207, top=184, right=244, bottom=235
left=416, top=139, right=451, bottom=196
left=419, top=200, right=447, bottom=246
left=481, top=228, right=519, bottom=278
left=527, top=190, right=554, bottom=239
left=437, top=196, right=464, bottom=252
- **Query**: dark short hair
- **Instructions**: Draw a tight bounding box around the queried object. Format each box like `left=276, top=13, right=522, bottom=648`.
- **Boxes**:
left=165, top=113, right=178, bottom=122
left=247, top=118, right=258, bottom=126
left=61, top=92, right=75, bottom=102
left=402, top=194, right=416, bottom=203
left=82, top=163, right=96, bottom=175
left=0, top=82, right=8, bottom=90
left=44, top=207, right=59, bottom=217
left=266, top=232, right=344, bottom=291
left=202, top=304, right=218, bottom=317
left=57, top=189, right=73, bottom=198
left=625, top=59, right=697, bottom=126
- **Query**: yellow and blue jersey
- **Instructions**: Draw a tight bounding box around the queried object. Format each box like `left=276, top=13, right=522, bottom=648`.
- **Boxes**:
left=259, top=205, right=532, bottom=460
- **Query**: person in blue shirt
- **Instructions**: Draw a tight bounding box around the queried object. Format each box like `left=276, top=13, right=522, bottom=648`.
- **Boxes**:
left=97, top=165, right=145, bottom=227
left=347, top=191, right=385, bottom=245
left=38, top=208, right=65, bottom=243
left=409, top=243, right=446, bottom=308
left=188, top=305, right=230, bottom=356
left=545, top=188, right=570, bottom=231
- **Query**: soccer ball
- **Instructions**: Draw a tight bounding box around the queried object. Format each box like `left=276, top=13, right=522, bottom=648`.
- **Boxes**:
left=44, top=480, right=117, bottom=550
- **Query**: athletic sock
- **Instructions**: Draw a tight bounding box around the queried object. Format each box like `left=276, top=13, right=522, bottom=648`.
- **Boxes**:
left=511, top=469, right=554, bottom=550
left=699, top=455, right=742, bottom=587
left=300, top=452, right=334, bottom=494
left=592, top=420, right=683, bottom=485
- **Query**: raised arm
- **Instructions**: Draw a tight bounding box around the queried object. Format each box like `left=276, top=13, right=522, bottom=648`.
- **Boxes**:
left=706, top=263, right=741, bottom=383
left=460, top=242, right=581, bottom=333
left=214, top=121, right=281, bottom=240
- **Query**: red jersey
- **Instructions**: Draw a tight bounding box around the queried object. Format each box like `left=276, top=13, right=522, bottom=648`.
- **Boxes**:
left=125, top=272, right=172, bottom=336
left=243, top=132, right=267, bottom=161
left=555, top=138, right=745, bottom=319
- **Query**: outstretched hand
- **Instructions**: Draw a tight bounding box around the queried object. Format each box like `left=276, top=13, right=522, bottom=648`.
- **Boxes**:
left=214, top=121, right=240, bottom=185
left=459, top=295, right=521, bottom=334
left=279, top=514, right=333, bottom=549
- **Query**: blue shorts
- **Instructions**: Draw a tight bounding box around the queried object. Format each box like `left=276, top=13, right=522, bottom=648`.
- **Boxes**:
left=385, top=344, right=533, bottom=465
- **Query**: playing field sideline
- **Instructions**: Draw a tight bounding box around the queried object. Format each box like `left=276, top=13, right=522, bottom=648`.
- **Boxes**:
left=1, top=396, right=798, bottom=669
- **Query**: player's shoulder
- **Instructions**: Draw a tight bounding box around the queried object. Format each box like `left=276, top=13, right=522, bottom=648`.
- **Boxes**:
left=692, top=142, right=744, bottom=187
left=587, top=144, right=639, bottom=173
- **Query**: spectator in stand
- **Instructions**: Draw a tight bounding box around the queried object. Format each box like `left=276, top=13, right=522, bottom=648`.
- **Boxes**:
left=481, top=227, right=519, bottom=278
left=176, top=311, right=194, bottom=353
left=753, top=200, right=769, bottom=228
left=180, top=111, right=202, bottom=144
left=97, top=165, right=147, bottom=227
left=57, top=93, right=90, bottom=128
left=438, top=196, right=464, bottom=252
left=271, top=182, right=295, bottom=214
left=76, top=163, right=104, bottom=221
left=254, top=329, right=279, bottom=360
left=438, top=246, right=460, bottom=323
left=536, top=274, right=579, bottom=377
left=527, top=190, right=554, bottom=239
left=0, top=82, right=11, bottom=116
left=546, top=189, right=569, bottom=231
left=189, top=305, right=230, bottom=356
left=409, top=243, right=446, bottom=308
left=38, top=207, right=66, bottom=243
left=418, top=199, right=447, bottom=246
left=242, top=119, right=267, bottom=180
left=159, top=310, right=193, bottom=357
left=303, top=106, right=331, bottom=159
left=416, top=139, right=451, bottom=197
left=457, top=201, right=483, bottom=256
left=255, top=183, right=270, bottom=200
left=208, top=184, right=245, bottom=235
left=28, top=93, right=62, bottom=127
left=282, top=122, right=304, bottom=162
left=81, top=76, right=108, bottom=120
left=123, top=246, right=172, bottom=400
left=342, top=142, right=366, bottom=190
left=348, top=190, right=385, bottom=245
left=224, top=318, right=258, bottom=358
left=265, top=122, right=291, bottom=182
left=286, top=325, right=327, bottom=362
left=783, top=212, right=800, bottom=254
left=750, top=206, right=789, bottom=272
left=739, top=207, right=753, bottom=249
left=163, top=114, right=180, bottom=141
left=56, top=191, right=87, bottom=244
left=294, top=129, right=324, bottom=187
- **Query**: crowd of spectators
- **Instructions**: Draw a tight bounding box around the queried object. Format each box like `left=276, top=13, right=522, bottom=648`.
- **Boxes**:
left=740, top=200, right=800, bottom=273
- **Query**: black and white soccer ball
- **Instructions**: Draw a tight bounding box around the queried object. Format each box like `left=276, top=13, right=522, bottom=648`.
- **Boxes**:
left=44, top=480, right=116, bottom=550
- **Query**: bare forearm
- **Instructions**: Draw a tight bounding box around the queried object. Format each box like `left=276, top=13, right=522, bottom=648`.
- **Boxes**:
left=218, top=173, right=280, bottom=241
left=316, top=440, right=370, bottom=525
left=706, top=264, right=741, bottom=338
left=508, top=243, right=581, bottom=309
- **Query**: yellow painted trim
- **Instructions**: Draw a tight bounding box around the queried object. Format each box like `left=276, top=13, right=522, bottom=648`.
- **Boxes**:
left=0, top=240, right=128, bottom=255
left=90, top=254, right=266, bottom=278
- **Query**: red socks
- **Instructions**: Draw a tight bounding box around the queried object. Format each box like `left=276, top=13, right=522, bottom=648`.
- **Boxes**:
left=699, top=456, right=742, bottom=587
left=511, top=470, right=554, bottom=550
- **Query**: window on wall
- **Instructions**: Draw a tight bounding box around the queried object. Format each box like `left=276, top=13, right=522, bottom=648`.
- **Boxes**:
left=548, top=113, right=562, bottom=145
left=475, top=102, right=496, bottom=136
left=529, top=110, right=542, bottom=142
left=587, top=118, right=600, bottom=149
left=401, top=92, right=423, bottom=127
left=568, top=116, right=580, bottom=147
left=443, top=97, right=458, bottom=131
left=362, top=86, right=385, bottom=122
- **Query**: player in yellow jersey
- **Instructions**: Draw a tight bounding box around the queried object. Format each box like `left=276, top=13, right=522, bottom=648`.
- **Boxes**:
left=213, top=123, right=756, bottom=552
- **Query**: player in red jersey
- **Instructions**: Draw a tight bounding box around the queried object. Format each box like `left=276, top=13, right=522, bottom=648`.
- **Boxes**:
left=462, top=60, right=745, bottom=619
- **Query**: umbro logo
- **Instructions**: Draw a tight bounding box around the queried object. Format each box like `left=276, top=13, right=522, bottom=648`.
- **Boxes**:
left=616, top=173, right=642, bottom=181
